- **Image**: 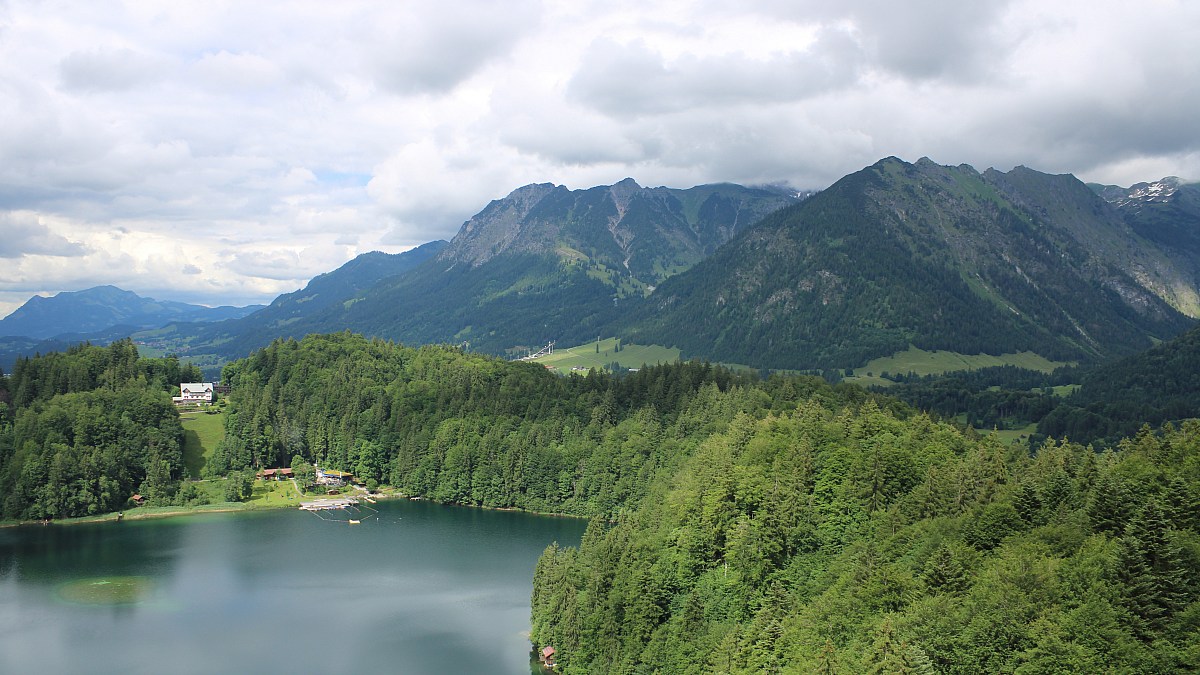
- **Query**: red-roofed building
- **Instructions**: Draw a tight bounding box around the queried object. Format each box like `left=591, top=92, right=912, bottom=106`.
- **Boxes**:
left=540, top=646, right=556, bottom=668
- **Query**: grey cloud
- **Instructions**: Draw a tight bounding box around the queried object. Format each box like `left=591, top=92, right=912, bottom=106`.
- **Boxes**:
left=181, top=264, right=202, bottom=275
left=846, top=1, right=1013, bottom=81
left=952, top=46, right=1200, bottom=178
left=568, top=30, right=861, bottom=118
left=59, top=48, right=167, bottom=92
left=380, top=206, right=473, bottom=246
left=0, top=212, right=88, bottom=258
left=220, top=250, right=307, bottom=281
left=730, top=0, right=1015, bottom=82
left=372, top=1, right=539, bottom=94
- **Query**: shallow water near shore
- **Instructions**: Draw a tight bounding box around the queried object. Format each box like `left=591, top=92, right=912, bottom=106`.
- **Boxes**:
left=0, top=499, right=585, bottom=674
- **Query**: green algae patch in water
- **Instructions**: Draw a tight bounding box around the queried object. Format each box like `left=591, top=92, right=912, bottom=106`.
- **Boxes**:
left=55, top=576, right=156, bottom=606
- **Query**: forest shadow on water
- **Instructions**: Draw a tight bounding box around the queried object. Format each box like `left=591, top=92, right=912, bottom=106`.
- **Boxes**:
left=0, top=500, right=585, bottom=674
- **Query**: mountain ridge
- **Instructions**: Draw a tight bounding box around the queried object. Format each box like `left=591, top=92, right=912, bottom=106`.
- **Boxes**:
left=620, top=156, right=1195, bottom=369
left=0, top=285, right=263, bottom=340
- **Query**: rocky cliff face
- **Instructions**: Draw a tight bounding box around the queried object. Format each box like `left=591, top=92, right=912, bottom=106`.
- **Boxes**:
left=1093, top=176, right=1200, bottom=317
left=437, top=179, right=802, bottom=292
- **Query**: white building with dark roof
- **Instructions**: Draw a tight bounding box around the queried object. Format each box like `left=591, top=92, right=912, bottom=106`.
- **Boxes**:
left=174, top=382, right=214, bottom=405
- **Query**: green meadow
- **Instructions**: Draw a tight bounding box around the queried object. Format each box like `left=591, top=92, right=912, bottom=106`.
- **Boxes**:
left=844, top=346, right=1071, bottom=387
left=531, top=338, right=680, bottom=374
left=180, top=410, right=226, bottom=478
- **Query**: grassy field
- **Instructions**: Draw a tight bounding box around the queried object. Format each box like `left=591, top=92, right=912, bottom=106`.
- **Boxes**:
left=180, top=409, right=226, bottom=478
left=844, top=346, right=1072, bottom=388
left=247, top=478, right=308, bottom=506
left=984, top=422, right=1040, bottom=446
left=532, top=338, right=681, bottom=374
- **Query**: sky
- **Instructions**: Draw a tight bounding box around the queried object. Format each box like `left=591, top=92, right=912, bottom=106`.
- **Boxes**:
left=1, top=0, right=1198, bottom=319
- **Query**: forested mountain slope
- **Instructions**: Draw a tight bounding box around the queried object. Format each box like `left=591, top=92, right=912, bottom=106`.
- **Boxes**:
left=212, top=332, right=854, bottom=514
left=248, top=181, right=800, bottom=356
left=1040, top=322, right=1200, bottom=443
left=532, top=400, right=1200, bottom=673
left=207, top=333, right=1200, bottom=672
left=191, top=239, right=448, bottom=359
left=623, top=157, right=1196, bottom=370
left=1094, top=177, right=1200, bottom=316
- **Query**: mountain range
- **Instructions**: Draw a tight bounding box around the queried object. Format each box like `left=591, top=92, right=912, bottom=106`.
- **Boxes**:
left=0, top=285, right=262, bottom=340
left=623, top=158, right=1198, bottom=369
left=3, top=158, right=1198, bottom=376
left=183, top=180, right=802, bottom=360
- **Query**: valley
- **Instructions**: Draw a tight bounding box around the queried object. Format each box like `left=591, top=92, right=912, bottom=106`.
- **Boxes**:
left=3, top=160, right=1200, bottom=674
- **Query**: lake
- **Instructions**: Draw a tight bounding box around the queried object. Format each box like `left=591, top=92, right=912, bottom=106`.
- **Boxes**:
left=0, top=499, right=587, bottom=674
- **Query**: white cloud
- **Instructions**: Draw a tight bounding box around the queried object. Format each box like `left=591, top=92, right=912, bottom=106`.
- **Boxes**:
left=0, top=212, right=88, bottom=258
left=0, top=0, right=1196, bottom=313
left=59, top=47, right=167, bottom=92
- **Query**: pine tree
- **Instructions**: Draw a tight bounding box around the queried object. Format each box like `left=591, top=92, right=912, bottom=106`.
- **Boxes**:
left=1117, top=500, right=1188, bottom=640
left=1087, top=472, right=1129, bottom=535
left=1014, top=482, right=1043, bottom=524
left=818, top=638, right=837, bottom=675
left=923, top=545, right=968, bottom=595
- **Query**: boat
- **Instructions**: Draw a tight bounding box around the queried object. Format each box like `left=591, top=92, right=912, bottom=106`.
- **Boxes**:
left=348, top=519, right=361, bottom=525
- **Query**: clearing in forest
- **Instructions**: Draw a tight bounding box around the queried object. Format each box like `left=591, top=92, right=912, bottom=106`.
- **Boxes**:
left=531, top=338, right=680, bottom=373
left=181, top=410, right=226, bottom=478
left=844, top=346, right=1071, bottom=387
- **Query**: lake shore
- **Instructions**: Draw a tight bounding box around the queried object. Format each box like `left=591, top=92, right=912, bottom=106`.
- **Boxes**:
left=1, top=486, right=588, bottom=528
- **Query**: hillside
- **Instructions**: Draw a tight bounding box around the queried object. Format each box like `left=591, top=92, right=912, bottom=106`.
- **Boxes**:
left=622, top=157, right=1196, bottom=370
left=1039, top=322, right=1200, bottom=442
left=185, top=239, right=447, bottom=358
left=202, top=334, right=1200, bottom=673
left=531, top=396, right=1200, bottom=673
left=246, top=180, right=801, bottom=356
left=1093, top=177, right=1200, bottom=316
left=0, top=285, right=262, bottom=340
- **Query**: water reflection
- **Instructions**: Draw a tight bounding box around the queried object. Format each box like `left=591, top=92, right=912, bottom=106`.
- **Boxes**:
left=0, top=501, right=585, bottom=674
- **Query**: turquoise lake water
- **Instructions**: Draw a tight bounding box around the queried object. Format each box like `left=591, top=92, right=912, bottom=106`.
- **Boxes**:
left=0, top=499, right=586, bottom=674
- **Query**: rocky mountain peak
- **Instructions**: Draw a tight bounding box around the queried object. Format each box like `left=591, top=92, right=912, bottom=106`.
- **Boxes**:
left=1120, top=177, right=1182, bottom=205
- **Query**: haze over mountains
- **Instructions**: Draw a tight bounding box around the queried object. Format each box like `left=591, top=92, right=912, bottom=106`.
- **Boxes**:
left=0, top=285, right=261, bottom=340
left=3, top=158, right=1198, bottom=376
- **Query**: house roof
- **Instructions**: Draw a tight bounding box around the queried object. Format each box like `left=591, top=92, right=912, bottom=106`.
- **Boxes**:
left=542, top=646, right=556, bottom=657
left=180, top=382, right=213, bottom=392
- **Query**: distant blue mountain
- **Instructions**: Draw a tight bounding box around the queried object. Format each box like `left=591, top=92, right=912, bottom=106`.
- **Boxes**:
left=0, top=285, right=264, bottom=339
left=185, top=239, right=450, bottom=356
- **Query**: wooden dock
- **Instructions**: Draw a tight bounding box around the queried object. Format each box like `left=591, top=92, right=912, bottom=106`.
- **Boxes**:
left=299, top=497, right=359, bottom=511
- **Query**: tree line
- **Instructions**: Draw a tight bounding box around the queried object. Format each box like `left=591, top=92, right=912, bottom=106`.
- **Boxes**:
left=209, top=332, right=867, bottom=516
left=0, top=340, right=197, bottom=519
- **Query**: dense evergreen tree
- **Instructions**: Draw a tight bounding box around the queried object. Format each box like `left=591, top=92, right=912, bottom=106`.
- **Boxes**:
left=210, top=332, right=813, bottom=517
left=0, top=340, right=188, bottom=519
left=531, top=401, right=1200, bottom=672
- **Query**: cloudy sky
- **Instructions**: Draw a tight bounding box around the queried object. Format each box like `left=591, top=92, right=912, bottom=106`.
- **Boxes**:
left=2, top=0, right=1198, bottom=318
